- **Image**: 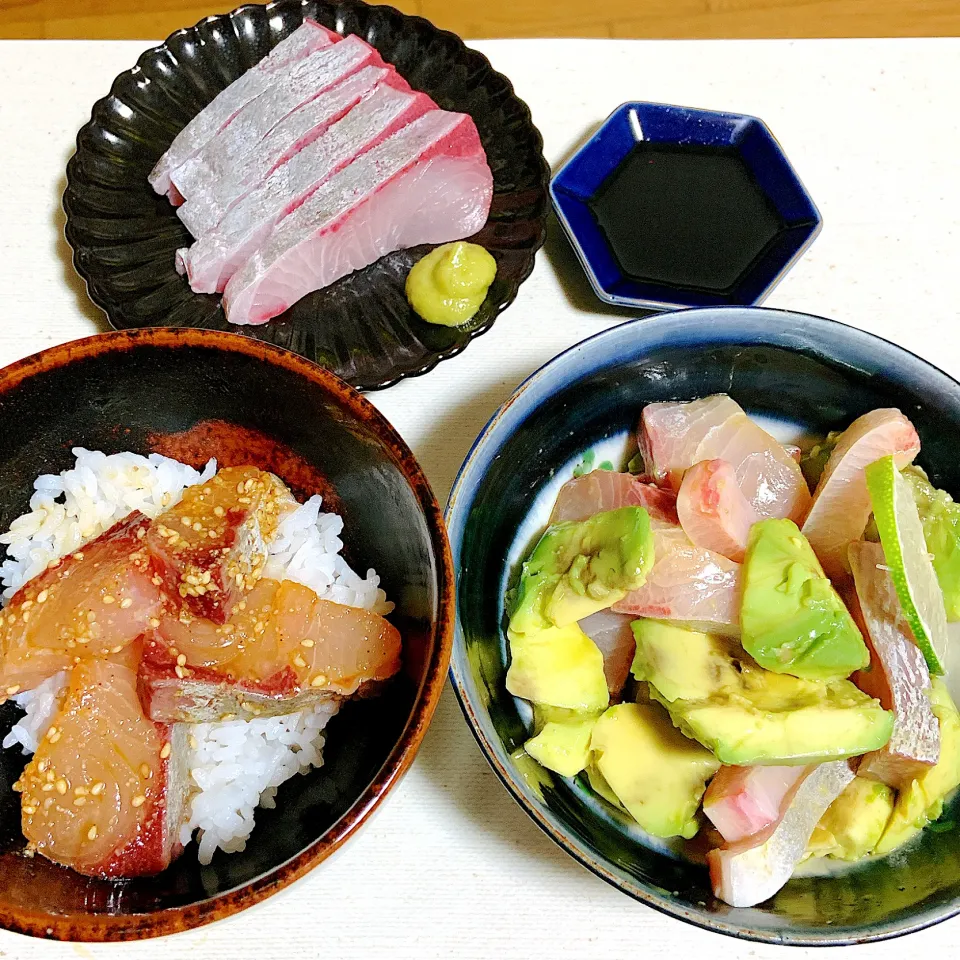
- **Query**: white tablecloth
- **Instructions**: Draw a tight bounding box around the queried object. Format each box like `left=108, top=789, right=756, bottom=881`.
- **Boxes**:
left=0, top=34, right=958, bottom=959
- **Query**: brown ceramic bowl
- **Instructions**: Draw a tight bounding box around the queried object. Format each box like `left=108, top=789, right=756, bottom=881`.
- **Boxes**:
left=0, top=328, right=453, bottom=941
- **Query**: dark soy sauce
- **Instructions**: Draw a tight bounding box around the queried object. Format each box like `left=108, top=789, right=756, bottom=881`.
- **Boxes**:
left=588, top=142, right=788, bottom=295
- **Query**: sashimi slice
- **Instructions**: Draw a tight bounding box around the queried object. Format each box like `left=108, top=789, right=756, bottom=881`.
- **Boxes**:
left=639, top=396, right=811, bottom=523
left=141, top=578, right=402, bottom=722
left=177, top=65, right=392, bottom=237
left=550, top=471, right=678, bottom=525
left=180, top=84, right=437, bottom=293
left=613, top=522, right=742, bottom=636
left=0, top=513, right=164, bottom=699
left=170, top=35, right=382, bottom=202
left=708, top=760, right=855, bottom=907
left=577, top=609, right=636, bottom=697
left=144, top=466, right=293, bottom=623
left=849, top=541, right=940, bottom=787
left=149, top=20, right=340, bottom=198
left=223, top=110, right=493, bottom=325
left=703, top=765, right=810, bottom=844
left=14, top=660, right=187, bottom=878
left=801, top=409, right=920, bottom=580
left=677, top=459, right=762, bottom=562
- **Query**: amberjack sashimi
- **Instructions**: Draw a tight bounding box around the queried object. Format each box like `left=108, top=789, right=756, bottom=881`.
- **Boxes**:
left=703, top=765, right=809, bottom=843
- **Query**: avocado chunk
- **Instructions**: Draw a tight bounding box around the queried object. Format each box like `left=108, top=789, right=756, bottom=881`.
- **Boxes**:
left=584, top=760, right=624, bottom=809
left=633, top=621, right=894, bottom=765
left=506, top=623, right=609, bottom=712
left=509, top=507, right=654, bottom=635
left=875, top=677, right=960, bottom=855
left=525, top=705, right=601, bottom=777
left=806, top=777, right=895, bottom=861
left=903, top=466, right=960, bottom=622
left=590, top=703, right=720, bottom=839
left=741, top=518, right=869, bottom=679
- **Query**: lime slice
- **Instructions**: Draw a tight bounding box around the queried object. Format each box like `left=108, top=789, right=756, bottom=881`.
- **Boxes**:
left=866, top=455, right=949, bottom=674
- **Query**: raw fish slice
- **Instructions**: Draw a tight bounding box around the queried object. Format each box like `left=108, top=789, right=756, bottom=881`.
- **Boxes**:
left=14, top=660, right=187, bottom=878
left=141, top=578, right=402, bottom=722
left=550, top=472, right=678, bottom=525
left=0, top=514, right=164, bottom=699
left=180, top=83, right=437, bottom=293
left=149, top=20, right=340, bottom=197
left=677, top=459, right=761, bottom=562
left=708, top=760, right=855, bottom=908
left=178, top=66, right=391, bottom=237
left=639, top=396, right=811, bottom=523
left=170, top=36, right=382, bottom=202
left=578, top=609, right=636, bottom=697
left=223, top=111, right=493, bottom=325
left=145, top=466, right=294, bottom=623
left=801, top=409, right=920, bottom=580
left=613, top=523, right=742, bottom=635
left=703, top=765, right=809, bottom=843
left=849, top=541, right=939, bottom=787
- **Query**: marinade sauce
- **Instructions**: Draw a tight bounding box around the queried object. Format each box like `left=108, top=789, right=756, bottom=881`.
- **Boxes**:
left=588, top=142, right=792, bottom=295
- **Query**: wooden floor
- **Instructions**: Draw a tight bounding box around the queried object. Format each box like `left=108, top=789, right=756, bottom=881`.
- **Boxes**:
left=2, top=0, right=959, bottom=40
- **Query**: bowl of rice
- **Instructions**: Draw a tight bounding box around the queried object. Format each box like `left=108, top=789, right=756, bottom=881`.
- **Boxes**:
left=0, top=327, right=453, bottom=941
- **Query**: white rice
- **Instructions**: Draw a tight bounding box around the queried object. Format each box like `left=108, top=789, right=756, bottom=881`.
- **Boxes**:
left=0, top=448, right=388, bottom=865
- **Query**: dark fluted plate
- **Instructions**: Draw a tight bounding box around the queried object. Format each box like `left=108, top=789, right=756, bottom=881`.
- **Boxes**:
left=63, top=1, right=548, bottom=391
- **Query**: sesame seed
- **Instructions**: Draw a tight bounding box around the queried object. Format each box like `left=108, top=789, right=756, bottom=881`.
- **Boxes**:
left=240, top=701, right=256, bottom=712
left=41, top=783, right=54, bottom=792
left=188, top=736, right=198, bottom=750
left=120, top=597, right=133, bottom=609
left=140, top=764, right=151, bottom=779
left=175, top=665, right=185, bottom=679
left=48, top=731, right=61, bottom=744
left=221, top=713, right=237, bottom=722
left=132, top=795, right=146, bottom=808
left=36, top=590, right=48, bottom=603
left=311, top=675, right=327, bottom=688
left=293, top=655, right=306, bottom=669
left=149, top=618, right=160, bottom=628
left=87, top=826, right=98, bottom=841
left=21, top=611, right=30, bottom=623
left=73, top=552, right=84, bottom=561
left=111, top=645, right=123, bottom=654
left=45, top=727, right=58, bottom=741
left=160, top=742, right=171, bottom=760
left=5, top=685, right=20, bottom=696
left=11, top=779, right=21, bottom=792
left=102, top=595, right=115, bottom=604
left=301, top=639, right=314, bottom=648
left=6, top=614, right=14, bottom=625
left=55, top=780, right=67, bottom=795
left=91, top=782, right=104, bottom=796
left=193, top=522, right=203, bottom=532
left=20, top=600, right=33, bottom=610
left=38, top=760, right=49, bottom=773
left=74, top=797, right=86, bottom=807
left=74, top=786, right=87, bottom=796
left=45, top=771, right=54, bottom=782
left=152, top=576, right=163, bottom=586
left=23, top=806, right=36, bottom=815
left=213, top=506, right=224, bottom=517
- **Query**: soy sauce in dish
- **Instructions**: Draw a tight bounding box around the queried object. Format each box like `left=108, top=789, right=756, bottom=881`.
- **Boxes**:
left=588, top=142, right=789, bottom=295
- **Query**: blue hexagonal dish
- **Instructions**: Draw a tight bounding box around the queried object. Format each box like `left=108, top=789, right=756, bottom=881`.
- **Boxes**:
left=550, top=102, right=822, bottom=309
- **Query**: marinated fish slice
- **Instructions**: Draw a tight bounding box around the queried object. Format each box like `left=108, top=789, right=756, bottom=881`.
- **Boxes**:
left=141, top=578, right=402, bottom=722
left=577, top=609, right=636, bottom=697
left=708, top=760, right=855, bottom=908
left=0, top=513, right=163, bottom=699
left=180, top=82, right=437, bottom=293
left=703, top=765, right=809, bottom=843
left=612, top=522, right=742, bottom=636
left=639, top=396, right=811, bottom=523
left=222, top=111, right=493, bottom=325
left=177, top=65, right=392, bottom=237
left=550, top=472, right=677, bottom=525
left=801, top=409, right=920, bottom=580
left=145, top=466, right=293, bottom=623
left=170, top=35, right=382, bottom=202
left=677, top=459, right=761, bottom=562
left=15, top=660, right=187, bottom=878
left=849, top=541, right=940, bottom=787
left=149, top=20, right=340, bottom=197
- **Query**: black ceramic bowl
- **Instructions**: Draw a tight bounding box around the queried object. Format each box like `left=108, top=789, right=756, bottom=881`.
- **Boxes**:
left=62, top=0, right=549, bottom=390
left=446, top=307, right=960, bottom=945
left=0, top=328, right=453, bottom=941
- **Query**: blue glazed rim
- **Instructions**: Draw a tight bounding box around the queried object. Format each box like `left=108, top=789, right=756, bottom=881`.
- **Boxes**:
left=444, top=306, right=960, bottom=946
left=550, top=102, right=823, bottom=310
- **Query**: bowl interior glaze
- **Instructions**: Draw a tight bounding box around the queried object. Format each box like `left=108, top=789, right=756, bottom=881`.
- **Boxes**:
left=447, top=307, right=960, bottom=945
left=0, top=328, right=452, bottom=941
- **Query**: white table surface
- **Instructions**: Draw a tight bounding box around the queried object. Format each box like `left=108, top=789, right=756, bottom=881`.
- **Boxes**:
left=0, top=34, right=957, bottom=960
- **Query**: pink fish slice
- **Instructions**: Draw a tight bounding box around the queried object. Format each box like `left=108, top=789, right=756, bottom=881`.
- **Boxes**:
left=703, top=765, right=809, bottom=843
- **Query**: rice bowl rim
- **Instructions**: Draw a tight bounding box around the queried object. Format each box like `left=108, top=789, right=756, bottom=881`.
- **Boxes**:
left=0, top=327, right=455, bottom=942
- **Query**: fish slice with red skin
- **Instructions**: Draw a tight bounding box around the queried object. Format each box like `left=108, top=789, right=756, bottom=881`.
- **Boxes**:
left=848, top=540, right=939, bottom=788
left=0, top=513, right=164, bottom=701
left=177, top=65, right=394, bottom=237
left=14, top=659, right=187, bottom=878
left=801, top=409, right=920, bottom=581
left=708, top=760, right=855, bottom=908
left=140, top=578, right=402, bottom=722
left=180, top=80, right=438, bottom=293
left=577, top=609, right=636, bottom=698
left=144, top=466, right=293, bottom=624
left=703, top=765, right=810, bottom=843
left=677, top=459, right=762, bottom=562
left=170, top=35, right=385, bottom=203
left=613, top=521, right=742, bottom=636
left=222, top=110, right=492, bottom=325
left=149, top=20, right=341, bottom=198
left=550, top=472, right=678, bottom=525
left=639, top=396, right=811, bottom=523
